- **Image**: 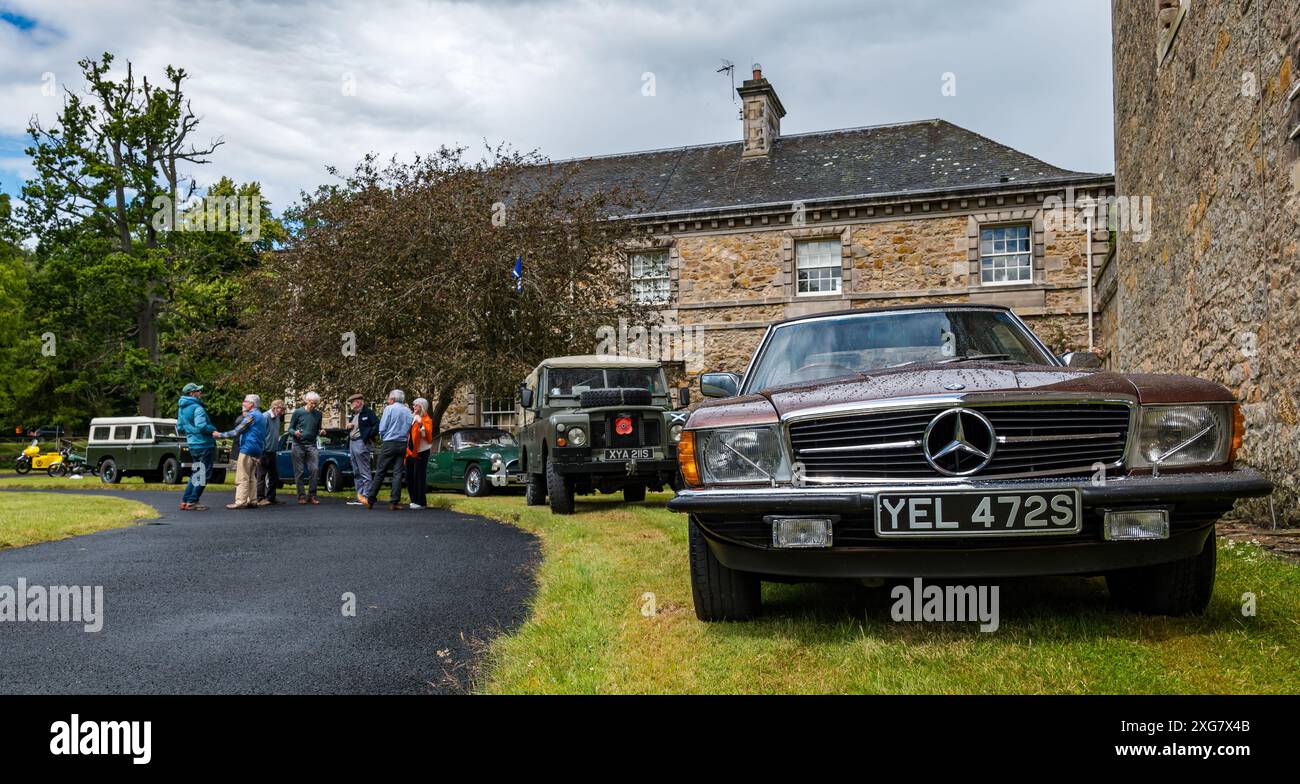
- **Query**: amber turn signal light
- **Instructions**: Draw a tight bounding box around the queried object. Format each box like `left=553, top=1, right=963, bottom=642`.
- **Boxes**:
left=1229, top=404, right=1244, bottom=464
left=556, top=437, right=567, bottom=447
left=677, top=430, right=701, bottom=487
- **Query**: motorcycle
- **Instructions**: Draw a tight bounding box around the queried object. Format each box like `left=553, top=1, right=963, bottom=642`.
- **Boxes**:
left=47, top=444, right=92, bottom=477
left=15, top=440, right=64, bottom=475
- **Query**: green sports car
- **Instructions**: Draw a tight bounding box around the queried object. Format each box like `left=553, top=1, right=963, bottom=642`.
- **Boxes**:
left=427, top=427, right=526, bottom=497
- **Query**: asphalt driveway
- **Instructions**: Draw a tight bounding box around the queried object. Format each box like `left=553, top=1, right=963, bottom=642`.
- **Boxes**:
left=0, top=489, right=539, bottom=694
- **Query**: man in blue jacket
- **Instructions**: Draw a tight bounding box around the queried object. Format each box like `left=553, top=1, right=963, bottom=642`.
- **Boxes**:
left=177, top=383, right=217, bottom=511
left=217, top=394, right=268, bottom=510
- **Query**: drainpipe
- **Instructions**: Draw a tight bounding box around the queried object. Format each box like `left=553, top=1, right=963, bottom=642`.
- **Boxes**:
left=1085, top=210, right=1095, bottom=352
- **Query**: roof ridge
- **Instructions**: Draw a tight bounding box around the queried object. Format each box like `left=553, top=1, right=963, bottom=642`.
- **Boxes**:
left=544, top=118, right=942, bottom=166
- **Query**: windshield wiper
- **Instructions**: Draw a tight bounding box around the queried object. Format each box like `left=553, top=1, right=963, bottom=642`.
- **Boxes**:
left=938, top=353, right=1018, bottom=364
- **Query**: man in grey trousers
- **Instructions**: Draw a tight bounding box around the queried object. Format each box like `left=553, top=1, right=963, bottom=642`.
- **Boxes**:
left=346, top=393, right=378, bottom=497
left=289, top=391, right=324, bottom=504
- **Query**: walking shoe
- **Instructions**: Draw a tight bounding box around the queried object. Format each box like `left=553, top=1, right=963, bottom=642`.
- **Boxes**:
left=298, top=496, right=308, bottom=505
left=389, top=503, right=404, bottom=511
left=308, top=497, right=320, bottom=505
left=256, top=499, right=271, bottom=507
left=179, top=502, right=191, bottom=511
left=408, top=502, right=423, bottom=509
left=356, top=494, right=371, bottom=508
left=225, top=503, right=244, bottom=510
left=191, top=504, right=209, bottom=511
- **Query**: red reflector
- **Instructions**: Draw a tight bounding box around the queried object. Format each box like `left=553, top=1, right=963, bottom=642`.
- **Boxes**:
left=614, top=416, right=634, bottom=435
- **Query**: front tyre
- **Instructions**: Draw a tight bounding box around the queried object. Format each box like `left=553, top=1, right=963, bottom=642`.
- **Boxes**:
left=546, top=459, right=575, bottom=515
left=688, top=516, right=760, bottom=621
left=323, top=463, right=340, bottom=493
left=525, top=472, right=546, bottom=505
left=15, top=457, right=31, bottom=475
left=1106, top=527, right=1216, bottom=615
left=99, top=458, right=121, bottom=484
left=463, top=463, right=489, bottom=497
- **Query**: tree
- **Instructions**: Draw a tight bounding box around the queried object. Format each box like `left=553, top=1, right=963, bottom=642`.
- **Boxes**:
left=20, top=53, right=227, bottom=416
left=13, top=53, right=281, bottom=427
left=230, top=147, right=658, bottom=431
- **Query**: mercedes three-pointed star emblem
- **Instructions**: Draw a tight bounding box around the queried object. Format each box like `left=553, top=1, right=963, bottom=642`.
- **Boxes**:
left=922, top=408, right=997, bottom=476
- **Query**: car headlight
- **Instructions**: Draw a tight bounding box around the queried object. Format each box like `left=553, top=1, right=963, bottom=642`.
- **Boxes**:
left=1129, top=404, right=1232, bottom=470
left=699, top=426, right=788, bottom=485
left=669, top=424, right=683, bottom=443
left=567, top=427, right=587, bottom=447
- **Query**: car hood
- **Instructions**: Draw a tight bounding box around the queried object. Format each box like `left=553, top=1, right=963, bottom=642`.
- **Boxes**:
left=688, top=362, right=1234, bottom=427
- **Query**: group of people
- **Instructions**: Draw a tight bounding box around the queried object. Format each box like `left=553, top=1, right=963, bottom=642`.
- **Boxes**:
left=174, top=383, right=435, bottom=512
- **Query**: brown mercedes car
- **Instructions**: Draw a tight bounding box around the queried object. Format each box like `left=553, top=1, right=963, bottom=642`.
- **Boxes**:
left=669, top=305, right=1272, bottom=621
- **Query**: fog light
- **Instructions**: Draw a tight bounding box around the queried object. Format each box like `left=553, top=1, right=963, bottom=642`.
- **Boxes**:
left=1103, top=509, right=1170, bottom=541
left=769, top=517, right=833, bottom=549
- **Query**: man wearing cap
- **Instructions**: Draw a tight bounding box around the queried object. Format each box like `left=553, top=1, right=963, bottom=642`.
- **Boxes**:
left=346, top=394, right=378, bottom=500
left=216, top=394, right=268, bottom=509
left=177, top=383, right=216, bottom=511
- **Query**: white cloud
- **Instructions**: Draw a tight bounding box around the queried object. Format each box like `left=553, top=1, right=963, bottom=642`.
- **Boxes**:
left=0, top=0, right=1114, bottom=211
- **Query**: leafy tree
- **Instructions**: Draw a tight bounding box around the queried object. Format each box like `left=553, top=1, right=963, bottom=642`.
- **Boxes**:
left=231, top=147, right=657, bottom=431
left=13, top=54, right=282, bottom=427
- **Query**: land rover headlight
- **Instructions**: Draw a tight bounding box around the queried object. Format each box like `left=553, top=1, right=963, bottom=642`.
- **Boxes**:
left=1129, top=404, right=1232, bottom=469
left=669, top=423, right=683, bottom=443
left=699, top=426, right=788, bottom=484
left=567, top=426, right=588, bottom=447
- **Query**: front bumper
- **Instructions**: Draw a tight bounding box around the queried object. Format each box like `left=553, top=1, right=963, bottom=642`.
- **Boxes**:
left=489, top=472, right=528, bottom=487
left=550, top=446, right=678, bottom=477
left=669, top=469, right=1272, bottom=579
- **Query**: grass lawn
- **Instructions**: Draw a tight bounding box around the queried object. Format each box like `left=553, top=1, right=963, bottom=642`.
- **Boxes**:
left=423, top=491, right=1300, bottom=694
left=0, top=473, right=229, bottom=491
left=0, top=492, right=158, bottom=549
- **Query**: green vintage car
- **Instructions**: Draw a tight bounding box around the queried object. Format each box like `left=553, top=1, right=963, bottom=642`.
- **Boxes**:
left=426, top=427, right=526, bottom=497
left=86, top=416, right=230, bottom=484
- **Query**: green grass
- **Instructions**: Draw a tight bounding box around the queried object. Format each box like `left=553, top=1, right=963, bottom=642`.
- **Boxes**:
left=0, top=473, right=210, bottom=491
left=421, top=491, right=1300, bottom=694
left=0, top=492, right=158, bottom=549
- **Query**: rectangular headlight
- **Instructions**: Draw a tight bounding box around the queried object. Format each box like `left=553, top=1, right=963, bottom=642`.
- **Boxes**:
left=699, top=426, right=789, bottom=485
left=1128, top=404, right=1232, bottom=469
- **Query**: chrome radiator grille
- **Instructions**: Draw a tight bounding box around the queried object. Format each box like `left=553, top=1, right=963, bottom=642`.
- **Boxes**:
left=787, top=402, right=1131, bottom=481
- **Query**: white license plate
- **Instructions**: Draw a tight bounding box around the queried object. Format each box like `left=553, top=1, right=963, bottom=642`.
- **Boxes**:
left=874, top=490, right=1081, bottom=537
left=603, top=448, right=652, bottom=461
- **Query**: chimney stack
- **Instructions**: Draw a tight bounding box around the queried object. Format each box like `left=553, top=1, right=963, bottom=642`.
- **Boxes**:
left=737, top=62, right=785, bottom=158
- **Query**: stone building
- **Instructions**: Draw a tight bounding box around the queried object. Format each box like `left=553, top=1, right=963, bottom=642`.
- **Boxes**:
left=446, top=67, right=1114, bottom=429
left=1108, top=0, right=1298, bottom=525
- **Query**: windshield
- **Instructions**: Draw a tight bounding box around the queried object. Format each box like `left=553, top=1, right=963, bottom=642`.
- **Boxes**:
left=455, top=429, right=518, bottom=448
left=545, top=367, right=666, bottom=398
left=744, top=309, right=1054, bottom=394
left=321, top=430, right=351, bottom=449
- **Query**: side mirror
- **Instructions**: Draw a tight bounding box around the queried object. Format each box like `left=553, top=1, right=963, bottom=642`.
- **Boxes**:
left=677, top=387, right=691, bottom=408
left=1059, top=351, right=1102, bottom=369
left=700, top=371, right=741, bottom=398
left=519, top=385, right=534, bottom=409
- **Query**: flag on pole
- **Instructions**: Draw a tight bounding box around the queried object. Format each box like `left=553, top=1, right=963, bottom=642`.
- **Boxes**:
left=512, top=255, right=523, bottom=293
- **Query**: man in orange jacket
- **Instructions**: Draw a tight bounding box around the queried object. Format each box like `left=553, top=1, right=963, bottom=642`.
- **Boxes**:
left=405, top=397, right=435, bottom=509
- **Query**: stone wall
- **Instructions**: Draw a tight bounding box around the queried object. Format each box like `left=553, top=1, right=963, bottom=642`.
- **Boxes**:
left=1110, top=0, right=1300, bottom=524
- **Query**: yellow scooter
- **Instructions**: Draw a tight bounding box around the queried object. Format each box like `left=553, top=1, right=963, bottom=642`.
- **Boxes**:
left=14, top=440, right=63, bottom=474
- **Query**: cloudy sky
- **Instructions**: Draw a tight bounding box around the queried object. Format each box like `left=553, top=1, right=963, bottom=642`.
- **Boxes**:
left=0, top=0, right=1113, bottom=214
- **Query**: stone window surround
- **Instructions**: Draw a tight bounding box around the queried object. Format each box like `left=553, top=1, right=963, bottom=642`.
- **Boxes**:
left=965, top=208, right=1046, bottom=288
left=1156, top=0, right=1190, bottom=66
left=629, top=246, right=672, bottom=305
left=781, top=226, right=852, bottom=299
left=623, top=236, right=679, bottom=309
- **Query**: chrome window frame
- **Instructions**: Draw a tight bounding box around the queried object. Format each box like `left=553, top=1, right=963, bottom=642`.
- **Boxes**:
left=738, top=307, right=1061, bottom=397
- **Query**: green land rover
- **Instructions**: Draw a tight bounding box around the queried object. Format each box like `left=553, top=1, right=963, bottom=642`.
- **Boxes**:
left=517, top=355, right=690, bottom=514
left=86, top=416, right=229, bottom=484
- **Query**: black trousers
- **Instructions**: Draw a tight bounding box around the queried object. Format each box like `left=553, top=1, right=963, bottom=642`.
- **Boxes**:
left=405, top=450, right=430, bottom=506
left=367, top=440, right=406, bottom=505
left=256, top=452, right=279, bottom=501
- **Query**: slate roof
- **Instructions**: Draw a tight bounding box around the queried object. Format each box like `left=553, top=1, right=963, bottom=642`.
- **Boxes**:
left=547, top=119, right=1110, bottom=219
